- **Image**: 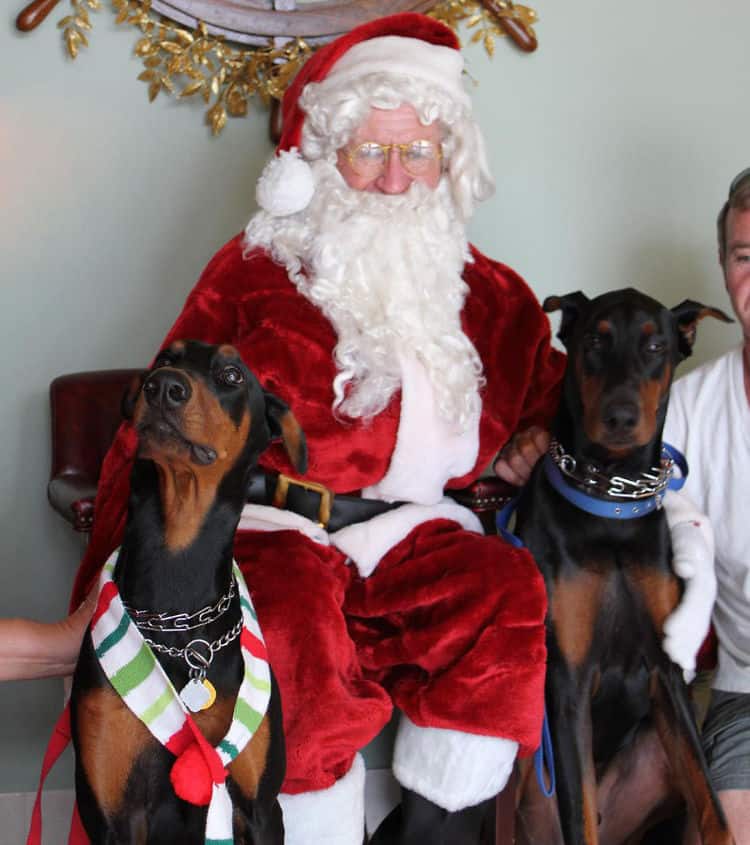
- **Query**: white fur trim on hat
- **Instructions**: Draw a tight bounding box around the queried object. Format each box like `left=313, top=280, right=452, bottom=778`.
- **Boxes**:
left=661, top=489, right=716, bottom=683
left=278, top=753, right=366, bottom=845
left=256, top=147, right=315, bottom=216
left=323, top=35, right=470, bottom=110
left=392, top=715, right=517, bottom=812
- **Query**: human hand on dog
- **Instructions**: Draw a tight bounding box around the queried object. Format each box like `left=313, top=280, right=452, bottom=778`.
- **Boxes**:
left=0, top=589, right=95, bottom=682
left=661, top=491, right=717, bottom=684
left=494, top=425, right=550, bottom=486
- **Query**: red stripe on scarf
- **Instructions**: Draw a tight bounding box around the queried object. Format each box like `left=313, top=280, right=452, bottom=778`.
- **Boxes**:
left=91, top=581, right=118, bottom=629
left=240, top=628, right=268, bottom=661
left=165, top=721, right=195, bottom=757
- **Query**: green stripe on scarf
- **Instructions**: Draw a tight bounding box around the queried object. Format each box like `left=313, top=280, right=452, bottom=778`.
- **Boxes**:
left=235, top=698, right=263, bottom=735
left=142, top=687, right=174, bottom=725
left=219, top=739, right=239, bottom=758
left=95, top=613, right=130, bottom=659
left=239, top=596, right=257, bottom=620
left=111, top=642, right=156, bottom=697
left=244, top=668, right=271, bottom=693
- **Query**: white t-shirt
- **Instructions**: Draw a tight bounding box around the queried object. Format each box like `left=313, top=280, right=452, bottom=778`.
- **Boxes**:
left=664, top=346, right=750, bottom=692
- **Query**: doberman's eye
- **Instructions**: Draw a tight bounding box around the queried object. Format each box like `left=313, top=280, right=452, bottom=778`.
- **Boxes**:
left=219, top=365, right=245, bottom=386
left=645, top=340, right=666, bottom=354
left=583, top=333, right=605, bottom=350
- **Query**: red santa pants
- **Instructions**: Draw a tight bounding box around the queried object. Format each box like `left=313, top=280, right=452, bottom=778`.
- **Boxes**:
left=233, top=517, right=547, bottom=795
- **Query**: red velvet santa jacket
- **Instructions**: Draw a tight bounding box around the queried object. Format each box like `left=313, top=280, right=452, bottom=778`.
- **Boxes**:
left=71, top=234, right=564, bottom=605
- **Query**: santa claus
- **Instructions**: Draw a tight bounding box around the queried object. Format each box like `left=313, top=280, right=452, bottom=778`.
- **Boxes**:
left=65, top=11, right=715, bottom=845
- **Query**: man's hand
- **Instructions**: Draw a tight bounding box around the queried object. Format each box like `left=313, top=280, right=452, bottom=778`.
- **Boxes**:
left=0, top=589, right=95, bottom=682
left=494, top=426, right=550, bottom=487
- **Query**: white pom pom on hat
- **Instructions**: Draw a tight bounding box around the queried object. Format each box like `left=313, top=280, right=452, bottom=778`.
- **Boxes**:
left=255, top=148, right=315, bottom=217
left=254, top=12, right=465, bottom=217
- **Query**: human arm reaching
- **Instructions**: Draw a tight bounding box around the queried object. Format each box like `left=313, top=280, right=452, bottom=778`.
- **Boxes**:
left=0, top=591, right=95, bottom=681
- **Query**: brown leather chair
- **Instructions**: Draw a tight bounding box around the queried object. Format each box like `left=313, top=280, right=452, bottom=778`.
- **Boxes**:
left=48, top=369, right=141, bottom=532
left=47, top=368, right=519, bottom=841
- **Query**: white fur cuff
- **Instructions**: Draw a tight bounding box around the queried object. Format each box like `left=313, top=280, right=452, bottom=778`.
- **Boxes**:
left=330, top=500, right=483, bottom=579
left=279, top=754, right=366, bottom=845
left=392, top=715, right=517, bottom=812
left=661, top=489, right=717, bottom=681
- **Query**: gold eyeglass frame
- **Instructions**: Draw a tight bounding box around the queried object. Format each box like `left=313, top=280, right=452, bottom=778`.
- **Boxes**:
left=343, top=140, right=443, bottom=177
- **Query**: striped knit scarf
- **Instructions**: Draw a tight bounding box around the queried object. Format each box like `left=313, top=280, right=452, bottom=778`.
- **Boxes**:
left=91, top=549, right=271, bottom=845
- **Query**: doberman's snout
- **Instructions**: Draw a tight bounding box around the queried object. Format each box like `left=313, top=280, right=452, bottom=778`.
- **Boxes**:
left=143, top=370, right=192, bottom=410
left=601, top=398, right=640, bottom=434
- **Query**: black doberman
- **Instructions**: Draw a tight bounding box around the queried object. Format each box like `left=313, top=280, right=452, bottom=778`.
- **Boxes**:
left=71, top=340, right=307, bottom=844
left=514, top=289, right=734, bottom=845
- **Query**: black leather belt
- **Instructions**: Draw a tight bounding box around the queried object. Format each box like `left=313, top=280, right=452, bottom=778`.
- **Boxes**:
left=245, top=470, right=400, bottom=533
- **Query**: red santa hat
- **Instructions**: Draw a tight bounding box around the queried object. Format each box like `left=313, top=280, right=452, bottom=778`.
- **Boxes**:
left=256, top=13, right=468, bottom=217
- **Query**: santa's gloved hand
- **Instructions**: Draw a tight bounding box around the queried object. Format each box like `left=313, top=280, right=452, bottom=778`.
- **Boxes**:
left=661, top=490, right=716, bottom=683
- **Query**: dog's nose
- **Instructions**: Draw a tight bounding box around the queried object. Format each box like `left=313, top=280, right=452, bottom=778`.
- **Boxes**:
left=143, top=371, right=192, bottom=409
left=602, top=400, right=639, bottom=432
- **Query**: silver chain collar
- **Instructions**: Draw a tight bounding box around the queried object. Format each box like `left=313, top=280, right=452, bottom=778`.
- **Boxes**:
left=124, top=577, right=236, bottom=632
left=548, top=439, right=675, bottom=501
left=144, top=619, right=243, bottom=684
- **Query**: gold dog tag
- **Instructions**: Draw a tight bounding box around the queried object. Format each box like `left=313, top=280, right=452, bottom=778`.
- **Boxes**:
left=180, top=678, right=216, bottom=712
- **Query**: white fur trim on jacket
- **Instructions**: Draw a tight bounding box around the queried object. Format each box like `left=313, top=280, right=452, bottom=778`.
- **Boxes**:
left=279, top=753, right=366, bottom=845
left=392, top=715, right=517, bottom=812
left=256, top=148, right=316, bottom=216
left=330, top=499, right=483, bottom=579
left=661, top=489, right=717, bottom=682
left=238, top=503, right=330, bottom=546
left=363, top=353, right=479, bottom=506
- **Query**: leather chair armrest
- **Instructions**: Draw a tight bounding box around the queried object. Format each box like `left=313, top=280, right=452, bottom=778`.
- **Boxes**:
left=48, top=368, right=140, bottom=532
left=48, top=473, right=97, bottom=533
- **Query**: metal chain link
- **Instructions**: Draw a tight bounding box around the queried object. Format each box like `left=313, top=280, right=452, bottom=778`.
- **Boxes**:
left=124, top=577, right=236, bottom=632
left=144, top=618, right=243, bottom=682
left=549, top=440, right=675, bottom=501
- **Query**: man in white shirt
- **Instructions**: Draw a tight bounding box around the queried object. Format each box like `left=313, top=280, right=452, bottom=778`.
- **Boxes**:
left=664, top=166, right=750, bottom=845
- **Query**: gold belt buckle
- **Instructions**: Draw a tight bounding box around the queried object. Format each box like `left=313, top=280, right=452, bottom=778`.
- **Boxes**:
left=272, top=473, right=335, bottom=529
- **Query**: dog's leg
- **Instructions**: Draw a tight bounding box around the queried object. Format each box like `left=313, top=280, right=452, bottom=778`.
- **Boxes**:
left=546, top=657, right=599, bottom=845
left=650, top=664, right=734, bottom=845
left=596, top=722, right=682, bottom=845
left=515, top=755, right=564, bottom=845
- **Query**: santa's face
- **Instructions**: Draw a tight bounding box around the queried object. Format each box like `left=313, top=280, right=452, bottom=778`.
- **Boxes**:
left=336, top=104, right=443, bottom=194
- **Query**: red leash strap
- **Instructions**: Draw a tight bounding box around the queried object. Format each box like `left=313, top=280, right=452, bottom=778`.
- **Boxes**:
left=26, top=703, right=89, bottom=845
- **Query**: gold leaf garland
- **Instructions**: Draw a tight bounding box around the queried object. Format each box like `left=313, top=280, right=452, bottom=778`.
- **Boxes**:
left=56, top=0, right=538, bottom=135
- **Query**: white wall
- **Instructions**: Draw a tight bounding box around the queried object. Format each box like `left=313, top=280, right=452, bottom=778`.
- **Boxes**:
left=1, top=0, right=747, bottom=793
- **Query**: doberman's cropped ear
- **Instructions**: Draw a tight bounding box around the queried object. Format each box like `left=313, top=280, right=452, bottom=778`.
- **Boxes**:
left=263, top=391, right=308, bottom=474
left=543, top=292, right=590, bottom=348
left=121, top=372, right=148, bottom=420
left=671, top=299, right=734, bottom=359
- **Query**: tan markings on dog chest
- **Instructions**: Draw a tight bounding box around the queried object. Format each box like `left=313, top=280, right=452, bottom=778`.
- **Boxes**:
left=550, top=569, right=606, bottom=667
left=77, top=686, right=152, bottom=814
left=228, top=715, right=272, bottom=799
left=627, top=566, right=680, bottom=633
left=192, top=698, right=271, bottom=799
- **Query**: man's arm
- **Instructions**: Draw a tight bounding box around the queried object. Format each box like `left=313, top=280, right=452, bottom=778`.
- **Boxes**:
left=0, top=592, right=95, bottom=681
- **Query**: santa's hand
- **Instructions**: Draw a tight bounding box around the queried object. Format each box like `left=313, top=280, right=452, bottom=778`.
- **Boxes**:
left=661, top=490, right=716, bottom=683
left=494, top=426, right=550, bottom=487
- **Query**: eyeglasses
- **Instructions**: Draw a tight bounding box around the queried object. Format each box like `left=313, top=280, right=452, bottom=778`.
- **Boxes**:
left=729, top=167, right=750, bottom=197
left=342, top=140, right=443, bottom=178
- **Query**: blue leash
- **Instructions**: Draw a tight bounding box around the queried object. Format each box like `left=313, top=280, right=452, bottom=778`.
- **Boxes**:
left=493, top=442, right=687, bottom=798
left=495, top=497, right=556, bottom=797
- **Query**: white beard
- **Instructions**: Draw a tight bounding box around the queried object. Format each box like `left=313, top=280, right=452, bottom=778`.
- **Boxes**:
left=244, top=161, right=484, bottom=431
